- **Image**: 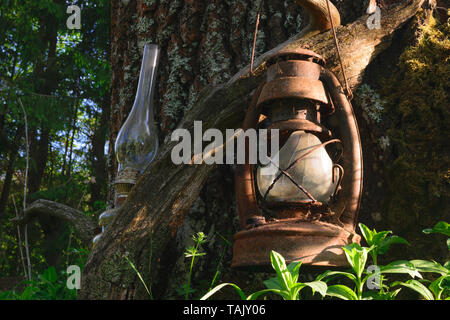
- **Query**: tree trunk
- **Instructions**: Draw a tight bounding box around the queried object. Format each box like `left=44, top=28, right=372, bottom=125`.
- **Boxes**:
left=28, top=128, right=51, bottom=196
left=79, top=0, right=434, bottom=300
left=89, top=94, right=110, bottom=209
left=66, top=108, right=78, bottom=179
left=27, top=0, right=61, bottom=197
left=0, top=125, right=24, bottom=218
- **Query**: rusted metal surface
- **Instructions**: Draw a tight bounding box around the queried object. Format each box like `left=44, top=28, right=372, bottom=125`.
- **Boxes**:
left=257, top=77, right=330, bottom=107
left=267, top=119, right=332, bottom=138
left=266, top=60, right=322, bottom=81
left=259, top=59, right=334, bottom=116
left=319, top=68, right=363, bottom=230
left=114, top=167, right=139, bottom=188
left=233, top=49, right=363, bottom=268
left=235, top=83, right=265, bottom=229
left=114, top=168, right=139, bottom=206
left=266, top=48, right=326, bottom=67
left=232, top=220, right=361, bottom=269
left=93, top=168, right=140, bottom=245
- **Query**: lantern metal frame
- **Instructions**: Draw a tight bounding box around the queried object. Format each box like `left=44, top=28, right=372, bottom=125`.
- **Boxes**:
left=232, top=48, right=363, bottom=269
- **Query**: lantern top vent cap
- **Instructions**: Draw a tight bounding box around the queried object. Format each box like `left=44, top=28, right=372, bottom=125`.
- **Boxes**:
left=266, top=48, right=326, bottom=67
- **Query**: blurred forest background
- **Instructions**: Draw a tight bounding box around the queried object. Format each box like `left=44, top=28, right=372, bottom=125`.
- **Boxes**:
left=0, top=0, right=448, bottom=299
left=0, top=0, right=110, bottom=292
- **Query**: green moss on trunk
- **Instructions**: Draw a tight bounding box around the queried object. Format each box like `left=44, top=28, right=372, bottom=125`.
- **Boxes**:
left=380, top=17, right=449, bottom=262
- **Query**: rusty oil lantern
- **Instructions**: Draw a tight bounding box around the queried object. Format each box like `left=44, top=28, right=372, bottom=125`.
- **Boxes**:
left=232, top=48, right=363, bottom=269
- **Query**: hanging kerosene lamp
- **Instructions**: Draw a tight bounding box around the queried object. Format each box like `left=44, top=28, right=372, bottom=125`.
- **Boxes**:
left=93, top=44, right=160, bottom=245
left=232, top=48, right=363, bottom=269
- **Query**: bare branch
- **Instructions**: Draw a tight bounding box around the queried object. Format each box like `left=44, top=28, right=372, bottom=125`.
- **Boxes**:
left=17, top=97, right=32, bottom=280
left=11, top=199, right=97, bottom=245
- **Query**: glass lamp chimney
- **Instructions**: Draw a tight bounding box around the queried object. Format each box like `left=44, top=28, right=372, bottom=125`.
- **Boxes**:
left=92, top=44, right=160, bottom=247
left=115, top=44, right=160, bottom=175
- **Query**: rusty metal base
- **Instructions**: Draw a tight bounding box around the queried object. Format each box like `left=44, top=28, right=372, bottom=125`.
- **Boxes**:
left=231, top=220, right=360, bottom=270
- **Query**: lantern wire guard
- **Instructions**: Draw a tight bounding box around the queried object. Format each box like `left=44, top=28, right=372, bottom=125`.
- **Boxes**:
left=232, top=48, right=363, bottom=270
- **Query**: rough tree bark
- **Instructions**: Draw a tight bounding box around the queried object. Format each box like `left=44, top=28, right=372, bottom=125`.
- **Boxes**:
left=78, top=0, right=431, bottom=299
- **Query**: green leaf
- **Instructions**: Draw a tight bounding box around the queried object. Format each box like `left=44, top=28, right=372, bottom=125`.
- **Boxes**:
left=429, top=275, right=449, bottom=300
left=392, top=280, right=434, bottom=300
left=43, top=267, right=57, bottom=283
left=316, top=270, right=357, bottom=283
left=444, top=261, right=450, bottom=270
left=304, top=281, right=328, bottom=297
left=372, top=231, right=392, bottom=247
left=358, top=224, right=408, bottom=256
left=289, top=283, right=306, bottom=300
left=378, top=235, right=409, bottom=255
left=409, top=260, right=449, bottom=276
left=184, top=252, right=206, bottom=258
left=423, top=221, right=450, bottom=237
left=326, top=285, right=358, bottom=300
left=342, top=243, right=370, bottom=279
left=270, top=251, right=292, bottom=290
left=358, top=223, right=374, bottom=245
left=200, top=283, right=247, bottom=300
left=263, top=277, right=283, bottom=291
left=379, top=260, right=422, bottom=278
left=246, top=289, right=290, bottom=300
left=363, top=288, right=401, bottom=300
left=18, top=286, right=39, bottom=300
left=287, top=261, right=302, bottom=283
left=123, top=255, right=152, bottom=299
left=192, top=232, right=207, bottom=244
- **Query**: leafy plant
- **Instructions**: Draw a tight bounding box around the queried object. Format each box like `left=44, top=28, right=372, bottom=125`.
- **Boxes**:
left=201, top=250, right=327, bottom=300
left=0, top=266, right=77, bottom=300
left=392, top=221, right=450, bottom=300
left=318, top=223, right=420, bottom=300
left=422, top=221, right=450, bottom=250
left=184, top=232, right=207, bottom=300
left=392, top=260, right=449, bottom=300
left=358, top=223, right=409, bottom=266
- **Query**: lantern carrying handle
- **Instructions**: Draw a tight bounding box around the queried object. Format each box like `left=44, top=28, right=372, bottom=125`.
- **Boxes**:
left=320, top=67, right=363, bottom=230
left=235, top=83, right=266, bottom=228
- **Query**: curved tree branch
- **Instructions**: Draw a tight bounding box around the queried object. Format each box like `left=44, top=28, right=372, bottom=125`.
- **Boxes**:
left=295, top=0, right=341, bottom=38
left=12, top=199, right=97, bottom=245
